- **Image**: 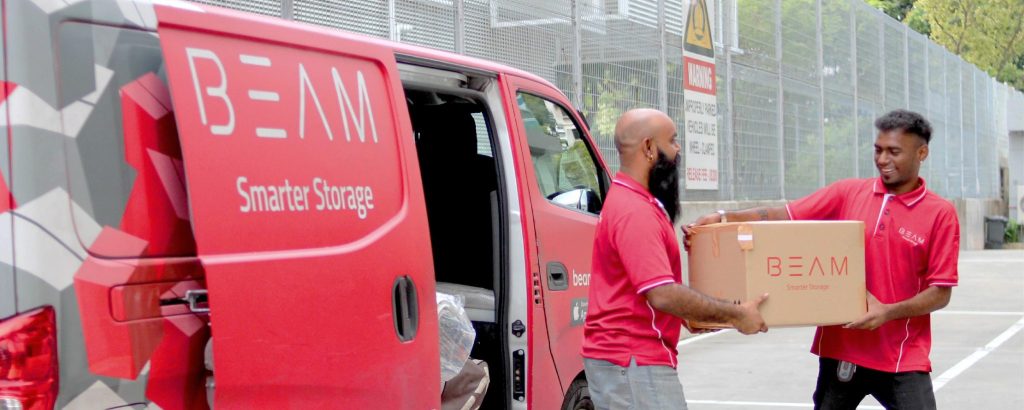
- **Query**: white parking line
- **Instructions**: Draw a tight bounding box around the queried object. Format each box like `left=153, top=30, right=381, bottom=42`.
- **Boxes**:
left=932, top=315, right=1024, bottom=392
left=688, top=399, right=882, bottom=409
left=935, top=310, right=1024, bottom=316
left=678, top=329, right=732, bottom=347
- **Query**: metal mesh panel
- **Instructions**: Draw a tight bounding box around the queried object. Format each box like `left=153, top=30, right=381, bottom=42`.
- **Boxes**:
left=976, top=71, right=994, bottom=198
left=821, top=0, right=853, bottom=94
left=783, top=78, right=823, bottom=199
left=908, top=33, right=928, bottom=181
left=961, top=61, right=978, bottom=197
left=882, top=19, right=906, bottom=111
left=192, top=0, right=282, bottom=16
left=855, top=3, right=882, bottom=103
left=781, top=0, right=818, bottom=84
left=396, top=0, right=456, bottom=51
left=907, top=33, right=927, bottom=113
left=910, top=32, right=928, bottom=191
left=734, top=0, right=778, bottom=73
left=857, top=98, right=880, bottom=178
left=294, top=0, right=388, bottom=38
left=927, top=42, right=947, bottom=197
left=577, top=2, right=662, bottom=174
left=187, top=0, right=1011, bottom=201
left=945, top=55, right=963, bottom=198
left=464, top=0, right=573, bottom=88
left=824, top=89, right=856, bottom=183
left=732, top=65, right=781, bottom=200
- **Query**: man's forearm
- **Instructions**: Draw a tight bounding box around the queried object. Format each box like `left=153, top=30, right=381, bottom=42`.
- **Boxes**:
left=648, top=284, right=741, bottom=323
left=883, top=286, right=952, bottom=321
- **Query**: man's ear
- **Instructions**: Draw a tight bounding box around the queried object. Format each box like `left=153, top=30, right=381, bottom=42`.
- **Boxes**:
left=642, top=137, right=654, bottom=159
left=918, top=142, right=929, bottom=162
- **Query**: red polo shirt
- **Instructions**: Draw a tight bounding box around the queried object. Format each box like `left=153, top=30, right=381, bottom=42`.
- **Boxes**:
left=787, top=177, right=959, bottom=373
left=582, top=173, right=683, bottom=368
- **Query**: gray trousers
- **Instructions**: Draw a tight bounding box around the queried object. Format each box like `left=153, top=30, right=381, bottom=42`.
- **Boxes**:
left=583, top=357, right=688, bottom=410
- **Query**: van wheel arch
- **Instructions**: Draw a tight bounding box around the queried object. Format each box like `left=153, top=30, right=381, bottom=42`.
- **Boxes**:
left=560, top=373, right=594, bottom=410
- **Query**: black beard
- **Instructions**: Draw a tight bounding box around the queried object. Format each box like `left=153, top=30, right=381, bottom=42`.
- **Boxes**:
left=648, top=150, right=681, bottom=223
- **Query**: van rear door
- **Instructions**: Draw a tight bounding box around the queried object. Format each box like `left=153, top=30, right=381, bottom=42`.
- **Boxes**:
left=156, top=5, right=438, bottom=408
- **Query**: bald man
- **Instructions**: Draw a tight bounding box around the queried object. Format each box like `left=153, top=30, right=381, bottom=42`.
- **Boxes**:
left=581, top=109, right=768, bottom=410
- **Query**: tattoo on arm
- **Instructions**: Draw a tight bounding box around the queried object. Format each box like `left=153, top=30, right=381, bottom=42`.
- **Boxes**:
left=758, top=209, right=769, bottom=220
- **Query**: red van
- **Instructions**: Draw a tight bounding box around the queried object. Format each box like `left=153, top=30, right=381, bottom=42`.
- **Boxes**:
left=0, top=1, right=608, bottom=408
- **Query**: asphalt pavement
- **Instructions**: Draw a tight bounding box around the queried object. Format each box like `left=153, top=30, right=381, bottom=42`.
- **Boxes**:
left=675, top=250, right=1024, bottom=409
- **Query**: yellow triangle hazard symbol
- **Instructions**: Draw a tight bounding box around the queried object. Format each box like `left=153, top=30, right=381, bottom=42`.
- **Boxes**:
left=685, top=0, right=714, bottom=55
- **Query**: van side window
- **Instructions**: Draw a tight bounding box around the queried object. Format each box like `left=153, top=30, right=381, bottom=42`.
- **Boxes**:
left=516, top=93, right=604, bottom=214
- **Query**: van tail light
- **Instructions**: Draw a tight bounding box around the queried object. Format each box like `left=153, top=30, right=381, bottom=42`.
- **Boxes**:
left=0, top=307, right=59, bottom=410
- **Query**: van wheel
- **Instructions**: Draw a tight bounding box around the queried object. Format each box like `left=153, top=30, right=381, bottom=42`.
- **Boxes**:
left=561, top=378, right=594, bottom=410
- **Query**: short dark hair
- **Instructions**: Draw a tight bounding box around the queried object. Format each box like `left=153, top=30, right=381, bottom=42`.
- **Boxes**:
left=874, top=109, right=932, bottom=144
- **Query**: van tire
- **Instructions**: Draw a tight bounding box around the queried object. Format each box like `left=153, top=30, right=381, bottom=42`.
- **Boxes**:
left=560, top=378, right=594, bottom=410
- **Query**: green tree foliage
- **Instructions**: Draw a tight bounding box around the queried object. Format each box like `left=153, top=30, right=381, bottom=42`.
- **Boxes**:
left=867, top=0, right=917, bottom=20
left=870, top=0, right=1024, bottom=90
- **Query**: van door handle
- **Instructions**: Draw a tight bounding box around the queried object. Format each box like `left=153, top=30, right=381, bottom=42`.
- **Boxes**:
left=391, top=276, right=419, bottom=342
left=547, top=262, right=569, bottom=291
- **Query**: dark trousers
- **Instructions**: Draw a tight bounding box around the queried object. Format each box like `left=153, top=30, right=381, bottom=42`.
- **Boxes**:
left=814, top=357, right=937, bottom=410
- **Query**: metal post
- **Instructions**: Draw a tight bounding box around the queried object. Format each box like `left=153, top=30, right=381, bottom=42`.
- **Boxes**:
left=878, top=11, right=885, bottom=110
left=658, top=0, right=668, bottom=112
left=571, top=0, right=584, bottom=107
left=455, top=0, right=465, bottom=54
left=850, top=0, right=859, bottom=178
left=923, top=38, right=930, bottom=181
left=724, top=0, right=736, bottom=201
left=903, top=25, right=910, bottom=110
left=942, top=49, right=948, bottom=192
left=958, top=62, right=965, bottom=197
left=816, top=0, right=825, bottom=187
left=971, top=67, right=977, bottom=196
left=388, top=0, right=398, bottom=41
left=282, top=0, right=294, bottom=20
left=776, top=0, right=786, bottom=200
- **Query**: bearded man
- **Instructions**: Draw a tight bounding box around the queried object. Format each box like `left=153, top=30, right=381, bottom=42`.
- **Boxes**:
left=581, top=109, right=768, bottom=410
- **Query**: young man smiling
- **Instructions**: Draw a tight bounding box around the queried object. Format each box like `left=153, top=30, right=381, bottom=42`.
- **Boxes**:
left=685, top=110, right=959, bottom=410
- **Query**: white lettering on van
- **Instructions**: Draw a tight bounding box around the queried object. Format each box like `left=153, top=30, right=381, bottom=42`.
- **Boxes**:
left=332, top=69, right=378, bottom=143
left=299, top=63, right=335, bottom=141
left=238, top=176, right=251, bottom=212
left=572, top=270, right=591, bottom=287
left=186, top=48, right=235, bottom=135
left=237, top=176, right=374, bottom=219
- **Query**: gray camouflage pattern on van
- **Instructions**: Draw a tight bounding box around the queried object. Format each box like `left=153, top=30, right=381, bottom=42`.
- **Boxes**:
left=1, top=0, right=198, bottom=408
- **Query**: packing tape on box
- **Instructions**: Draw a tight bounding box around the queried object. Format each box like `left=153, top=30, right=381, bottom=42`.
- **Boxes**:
left=737, top=224, right=754, bottom=251
left=711, top=228, right=720, bottom=257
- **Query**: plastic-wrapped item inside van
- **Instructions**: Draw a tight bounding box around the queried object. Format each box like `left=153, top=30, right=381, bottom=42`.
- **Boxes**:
left=437, top=292, right=476, bottom=382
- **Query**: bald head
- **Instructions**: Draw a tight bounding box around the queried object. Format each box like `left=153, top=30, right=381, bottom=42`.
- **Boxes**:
left=614, top=108, right=677, bottom=168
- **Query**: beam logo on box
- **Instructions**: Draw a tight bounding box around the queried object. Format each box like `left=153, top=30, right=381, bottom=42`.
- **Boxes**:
left=767, top=256, right=850, bottom=277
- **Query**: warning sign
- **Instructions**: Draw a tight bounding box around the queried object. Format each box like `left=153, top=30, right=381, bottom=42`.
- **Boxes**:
left=683, top=0, right=718, bottom=190
left=684, top=0, right=714, bottom=58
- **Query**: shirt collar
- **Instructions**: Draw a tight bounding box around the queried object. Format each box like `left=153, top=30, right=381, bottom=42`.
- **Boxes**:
left=872, top=177, right=929, bottom=207
left=612, top=172, right=666, bottom=211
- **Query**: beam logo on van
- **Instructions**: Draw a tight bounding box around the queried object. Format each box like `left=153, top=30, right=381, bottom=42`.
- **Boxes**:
left=184, top=47, right=379, bottom=144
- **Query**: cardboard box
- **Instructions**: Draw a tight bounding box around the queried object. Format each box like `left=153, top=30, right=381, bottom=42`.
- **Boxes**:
left=687, top=221, right=866, bottom=328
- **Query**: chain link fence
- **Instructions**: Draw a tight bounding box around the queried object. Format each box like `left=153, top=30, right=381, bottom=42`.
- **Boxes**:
left=191, top=0, right=1019, bottom=201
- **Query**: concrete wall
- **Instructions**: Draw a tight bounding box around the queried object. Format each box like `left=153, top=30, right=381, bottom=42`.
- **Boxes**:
left=953, top=198, right=1004, bottom=250
left=676, top=198, right=998, bottom=252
